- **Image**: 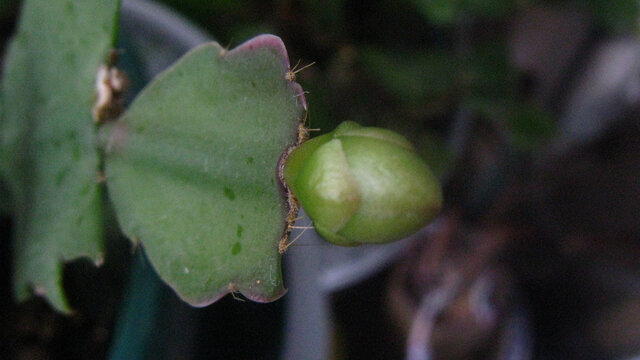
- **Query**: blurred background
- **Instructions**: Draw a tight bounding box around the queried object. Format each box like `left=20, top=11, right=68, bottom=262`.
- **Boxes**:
left=1, top=0, right=640, bottom=359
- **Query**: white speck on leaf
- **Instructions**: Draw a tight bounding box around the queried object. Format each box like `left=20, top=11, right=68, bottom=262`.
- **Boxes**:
left=269, top=265, right=277, bottom=286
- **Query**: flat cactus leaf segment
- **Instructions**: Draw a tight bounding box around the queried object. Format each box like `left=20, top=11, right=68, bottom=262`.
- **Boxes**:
left=0, top=0, right=121, bottom=312
left=104, top=35, right=305, bottom=305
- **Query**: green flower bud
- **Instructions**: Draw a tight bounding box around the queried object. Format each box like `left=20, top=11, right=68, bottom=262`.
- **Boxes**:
left=283, top=121, right=442, bottom=246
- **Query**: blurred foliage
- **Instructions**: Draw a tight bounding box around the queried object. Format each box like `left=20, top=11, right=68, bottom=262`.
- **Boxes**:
left=359, top=48, right=458, bottom=105
left=409, top=0, right=517, bottom=25
left=158, top=0, right=608, bottom=164
left=504, top=102, right=557, bottom=150
left=585, top=0, right=639, bottom=33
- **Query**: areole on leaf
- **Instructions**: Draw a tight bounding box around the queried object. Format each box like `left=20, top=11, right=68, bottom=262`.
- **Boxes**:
left=283, top=121, right=443, bottom=246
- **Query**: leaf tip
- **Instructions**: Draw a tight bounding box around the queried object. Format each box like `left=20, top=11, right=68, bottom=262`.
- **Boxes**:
left=230, top=34, right=289, bottom=65
left=230, top=34, right=308, bottom=110
left=32, top=282, right=72, bottom=314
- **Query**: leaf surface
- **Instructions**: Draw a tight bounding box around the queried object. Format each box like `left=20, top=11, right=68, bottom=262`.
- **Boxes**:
left=104, top=35, right=305, bottom=305
left=0, top=0, right=121, bottom=312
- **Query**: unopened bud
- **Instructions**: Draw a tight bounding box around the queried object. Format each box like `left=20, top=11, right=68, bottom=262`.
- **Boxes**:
left=284, top=121, right=442, bottom=246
